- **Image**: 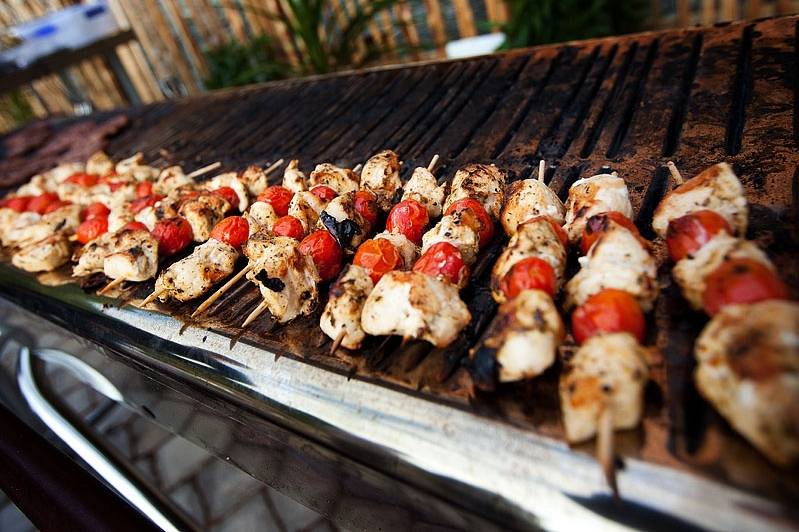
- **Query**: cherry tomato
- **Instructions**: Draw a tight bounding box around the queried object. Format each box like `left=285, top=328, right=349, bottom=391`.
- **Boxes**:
left=571, top=289, right=646, bottom=344
left=210, top=216, right=249, bottom=249
left=65, top=172, right=98, bottom=187
left=666, top=210, right=733, bottom=262
left=524, top=215, right=568, bottom=248
left=123, top=221, right=149, bottom=232
left=213, top=186, right=239, bottom=209
left=82, top=202, right=110, bottom=220
left=299, top=230, right=343, bottom=281
left=26, top=192, right=60, bottom=214
left=42, top=200, right=72, bottom=214
left=0, top=195, right=33, bottom=212
left=152, top=217, right=194, bottom=256
left=257, top=186, right=293, bottom=217
left=76, top=217, right=108, bottom=244
left=354, top=238, right=402, bottom=283
left=445, top=198, right=494, bottom=248
left=130, top=194, right=164, bottom=214
left=413, top=241, right=469, bottom=286
left=581, top=211, right=643, bottom=255
left=272, top=215, right=304, bottom=240
left=354, top=190, right=379, bottom=229
left=386, top=199, right=429, bottom=245
left=310, top=185, right=338, bottom=203
left=106, top=181, right=128, bottom=192
left=498, top=257, right=557, bottom=299
left=135, top=181, right=153, bottom=198
left=703, top=258, right=790, bottom=316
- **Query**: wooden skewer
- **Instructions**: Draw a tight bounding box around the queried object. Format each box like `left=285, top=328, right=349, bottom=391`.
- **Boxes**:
left=597, top=404, right=619, bottom=500
left=666, top=161, right=684, bottom=185
left=98, top=277, right=125, bottom=295
left=187, top=161, right=221, bottom=179
left=427, top=154, right=439, bottom=173
left=537, top=159, right=546, bottom=182
left=352, top=163, right=363, bottom=175
left=242, top=301, right=269, bottom=328
left=68, top=234, right=78, bottom=242
left=139, top=290, right=164, bottom=307
left=329, top=330, right=346, bottom=354
left=192, top=264, right=253, bottom=318
left=264, top=158, right=285, bottom=176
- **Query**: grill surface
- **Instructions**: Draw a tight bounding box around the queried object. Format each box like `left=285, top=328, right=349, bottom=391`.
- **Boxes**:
left=5, top=16, right=799, bottom=509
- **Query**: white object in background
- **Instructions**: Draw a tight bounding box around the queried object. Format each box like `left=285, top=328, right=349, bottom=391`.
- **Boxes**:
left=445, top=32, right=506, bottom=59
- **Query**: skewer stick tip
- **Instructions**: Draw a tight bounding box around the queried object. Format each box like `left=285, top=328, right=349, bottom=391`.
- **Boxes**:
left=597, top=405, right=620, bottom=500
left=352, top=163, right=363, bottom=175
left=192, top=264, right=252, bottom=318
left=666, top=161, right=684, bottom=185
left=140, top=290, right=163, bottom=307
left=264, top=158, right=285, bottom=176
left=329, top=330, right=346, bottom=354
left=98, top=277, right=125, bottom=296
left=427, top=154, right=440, bottom=173
left=242, top=301, right=269, bottom=328
left=538, top=159, right=546, bottom=182
left=187, top=161, right=221, bottom=179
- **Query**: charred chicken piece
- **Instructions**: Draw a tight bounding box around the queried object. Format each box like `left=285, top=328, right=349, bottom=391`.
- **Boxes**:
left=103, top=229, right=159, bottom=282
left=564, top=173, right=633, bottom=243
left=320, top=264, right=374, bottom=350
left=154, top=239, right=239, bottom=302
left=12, top=235, right=71, bottom=272
left=178, top=192, right=231, bottom=242
left=443, top=163, right=506, bottom=220
left=501, top=178, right=565, bottom=236
left=402, top=166, right=445, bottom=218
left=421, top=209, right=481, bottom=265
left=308, top=163, right=359, bottom=194
left=281, top=160, right=307, bottom=193
left=360, top=150, right=401, bottom=211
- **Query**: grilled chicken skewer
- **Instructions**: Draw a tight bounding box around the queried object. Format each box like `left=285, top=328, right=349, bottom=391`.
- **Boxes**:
left=654, top=162, right=797, bottom=466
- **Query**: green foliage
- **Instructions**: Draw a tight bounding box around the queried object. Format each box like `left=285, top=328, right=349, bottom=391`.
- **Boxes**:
left=500, top=0, right=649, bottom=49
left=203, top=35, right=290, bottom=90
left=1, top=90, right=35, bottom=127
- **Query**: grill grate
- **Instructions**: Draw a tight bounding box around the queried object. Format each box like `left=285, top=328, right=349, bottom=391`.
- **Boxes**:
left=11, top=16, right=799, bottom=504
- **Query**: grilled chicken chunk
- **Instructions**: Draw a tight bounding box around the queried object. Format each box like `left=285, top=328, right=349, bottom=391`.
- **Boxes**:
left=317, top=191, right=367, bottom=253
left=108, top=200, right=134, bottom=232
left=402, top=166, right=445, bottom=218
left=103, top=229, right=159, bottom=282
left=652, top=162, right=748, bottom=238
left=481, top=289, right=565, bottom=382
left=115, top=152, right=157, bottom=181
left=48, top=162, right=86, bottom=184
left=501, top=178, right=565, bottom=236
left=374, top=230, right=419, bottom=269
left=205, top=172, right=249, bottom=211
left=360, top=150, right=401, bottom=211
left=281, top=160, right=307, bottom=193
left=288, top=191, right=326, bottom=233
left=564, top=173, right=633, bottom=242
left=178, top=192, right=231, bottom=242
left=443, top=163, right=506, bottom=219
left=559, top=332, right=650, bottom=443
left=0, top=211, right=40, bottom=247
left=695, top=300, right=799, bottom=465
left=491, top=218, right=567, bottom=302
left=244, top=234, right=320, bottom=323
left=3, top=204, right=81, bottom=248
left=239, top=165, right=270, bottom=197
left=246, top=201, right=278, bottom=236
left=154, top=239, right=238, bottom=302
left=153, top=166, right=193, bottom=195
left=86, top=151, right=114, bottom=177
left=361, top=270, right=471, bottom=347
left=421, top=209, right=482, bottom=265
left=565, top=222, right=658, bottom=311
left=672, top=233, right=772, bottom=309
left=320, top=264, right=374, bottom=350
left=308, top=163, right=359, bottom=194
left=12, top=235, right=71, bottom=272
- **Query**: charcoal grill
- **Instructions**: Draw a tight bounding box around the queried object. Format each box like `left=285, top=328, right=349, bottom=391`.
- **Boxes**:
left=1, top=15, right=798, bottom=530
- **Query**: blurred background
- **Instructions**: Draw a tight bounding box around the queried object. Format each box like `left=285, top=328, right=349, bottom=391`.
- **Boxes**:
left=0, top=0, right=796, bottom=133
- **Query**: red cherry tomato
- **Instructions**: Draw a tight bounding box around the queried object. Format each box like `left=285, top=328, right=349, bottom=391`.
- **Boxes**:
left=65, top=172, right=98, bottom=187
left=123, top=221, right=149, bottom=232
left=445, top=198, right=494, bottom=248
left=354, top=238, right=402, bottom=283
left=702, top=258, right=790, bottom=316
left=499, top=257, right=557, bottom=299
left=135, top=181, right=153, bottom=198
left=82, top=202, right=110, bottom=220
left=571, top=289, right=646, bottom=345
left=581, top=211, right=643, bottom=255
left=106, top=181, right=128, bottom=192
left=0, top=195, right=33, bottom=212
left=310, top=185, right=338, bottom=203
left=257, top=186, right=293, bottom=217
left=26, top=192, right=60, bottom=214
left=299, top=230, right=343, bottom=281
left=130, top=194, right=164, bottom=214
left=272, top=215, right=305, bottom=240
left=666, top=210, right=733, bottom=262
left=413, top=241, right=469, bottom=286
left=76, top=216, right=108, bottom=244
left=213, top=186, right=239, bottom=209
left=354, top=190, right=379, bottom=229
left=43, top=200, right=72, bottom=214
left=210, top=216, right=249, bottom=249
left=524, top=215, right=569, bottom=248
left=152, top=217, right=194, bottom=256
left=386, top=199, right=429, bottom=245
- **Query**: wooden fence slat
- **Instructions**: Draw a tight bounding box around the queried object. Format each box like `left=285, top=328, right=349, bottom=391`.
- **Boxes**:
left=143, top=0, right=199, bottom=92
left=221, top=0, right=249, bottom=42
left=240, top=0, right=272, bottom=37
left=394, top=1, right=420, bottom=59
left=451, top=0, right=477, bottom=37
left=677, top=0, right=691, bottom=26
left=720, top=0, right=737, bottom=20
left=379, top=9, right=398, bottom=55
left=701, top=0, right=715, bottom=25
left=423, top=0, right=447, bottom=55
left=161, top=0, right=209, bottom=78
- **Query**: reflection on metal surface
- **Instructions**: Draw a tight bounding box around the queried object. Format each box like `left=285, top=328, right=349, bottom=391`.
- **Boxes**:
left=10, top=338, right=183, bottom=532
